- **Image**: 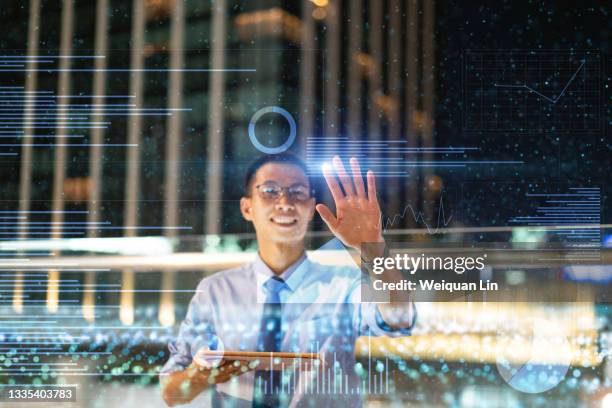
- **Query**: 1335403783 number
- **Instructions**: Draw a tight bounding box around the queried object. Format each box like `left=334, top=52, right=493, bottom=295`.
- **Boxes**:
left=2, top=386, right=76, bottom=402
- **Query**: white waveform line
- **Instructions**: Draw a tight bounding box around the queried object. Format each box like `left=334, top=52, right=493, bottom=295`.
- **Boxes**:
left=493, top=59, right=585, bottom=104
left=380, top=195, right=453, bottom=233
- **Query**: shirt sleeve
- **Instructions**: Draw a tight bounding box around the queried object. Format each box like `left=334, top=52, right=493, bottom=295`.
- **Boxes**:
left=160, top=280, right=217, bottom=376
left=348, top=272, right=417, bottom=337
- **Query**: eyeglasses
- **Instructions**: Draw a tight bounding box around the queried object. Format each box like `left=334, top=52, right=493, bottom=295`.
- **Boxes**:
left=255, top=183, right=313, bottom=202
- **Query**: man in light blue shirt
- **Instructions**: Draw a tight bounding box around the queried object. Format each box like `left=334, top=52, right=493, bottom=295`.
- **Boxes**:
left=160, top=154, right=415, bottom=407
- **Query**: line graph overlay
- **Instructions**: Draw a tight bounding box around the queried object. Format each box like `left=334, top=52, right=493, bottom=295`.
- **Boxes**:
left=493, top=59, right=585, bottom=104
left=463, top=50, right=600, bottom=132
left=381, top=194, right=454, bottom=234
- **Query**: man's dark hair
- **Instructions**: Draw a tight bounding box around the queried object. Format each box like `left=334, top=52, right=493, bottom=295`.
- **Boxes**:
left=244, top=153, right=313, bottom=196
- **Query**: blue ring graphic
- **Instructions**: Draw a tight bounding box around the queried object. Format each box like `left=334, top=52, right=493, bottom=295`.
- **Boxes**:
left=248, top=106, right=297, bottom=154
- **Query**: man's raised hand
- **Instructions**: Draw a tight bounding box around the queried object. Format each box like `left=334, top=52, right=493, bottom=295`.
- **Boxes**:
left=316, top=156, right=383, bottom=250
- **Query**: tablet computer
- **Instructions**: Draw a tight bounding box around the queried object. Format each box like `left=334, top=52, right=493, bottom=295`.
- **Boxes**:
left=197, top=350, right=322, bottom=371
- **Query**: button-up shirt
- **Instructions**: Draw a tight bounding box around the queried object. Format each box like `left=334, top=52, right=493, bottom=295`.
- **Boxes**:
left=161, top=251, right=415, bottom=407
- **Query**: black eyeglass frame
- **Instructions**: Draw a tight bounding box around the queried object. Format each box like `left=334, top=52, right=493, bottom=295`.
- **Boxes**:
left=253, top=183, right=315, bottom=201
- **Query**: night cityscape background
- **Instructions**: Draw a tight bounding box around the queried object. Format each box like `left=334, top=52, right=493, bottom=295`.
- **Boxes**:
left=0, top=1, right=609, bottom=407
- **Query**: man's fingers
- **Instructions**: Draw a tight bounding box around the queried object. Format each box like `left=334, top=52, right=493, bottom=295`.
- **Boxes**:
left=366, top=170, right=378, bottom=203
left=209, top=360, right=240, bottom=374
left=224, top=362, right=247, bottom=375
left=332, top=156, right=355, bottom=196
left=322, top=163, right=345, bottom=203
left=316, top=204, right=338, bottom=231
left=349, top=157, right=366, bottom=198
left=210, top=361, right=251, bottom=383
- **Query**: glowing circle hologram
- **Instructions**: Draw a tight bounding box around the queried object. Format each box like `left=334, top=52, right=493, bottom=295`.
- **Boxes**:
left=248, top=106, right=297, bottom=154
left=496, top=318, right=572, bottom=394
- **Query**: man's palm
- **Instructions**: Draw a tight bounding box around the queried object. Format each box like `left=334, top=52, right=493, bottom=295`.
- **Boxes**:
left=316, top=157, right=383, bottom=249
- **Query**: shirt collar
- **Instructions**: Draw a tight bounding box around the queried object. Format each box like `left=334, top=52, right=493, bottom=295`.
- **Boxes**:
left=253, top=252, right=308, bottom=293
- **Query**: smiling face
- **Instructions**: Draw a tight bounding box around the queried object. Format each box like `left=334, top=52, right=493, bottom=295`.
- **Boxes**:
left=240, top=162, right=315, bottom=245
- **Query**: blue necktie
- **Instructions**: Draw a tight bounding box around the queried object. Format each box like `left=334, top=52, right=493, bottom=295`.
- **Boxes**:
left=253, top=276, right=287, bottom=407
